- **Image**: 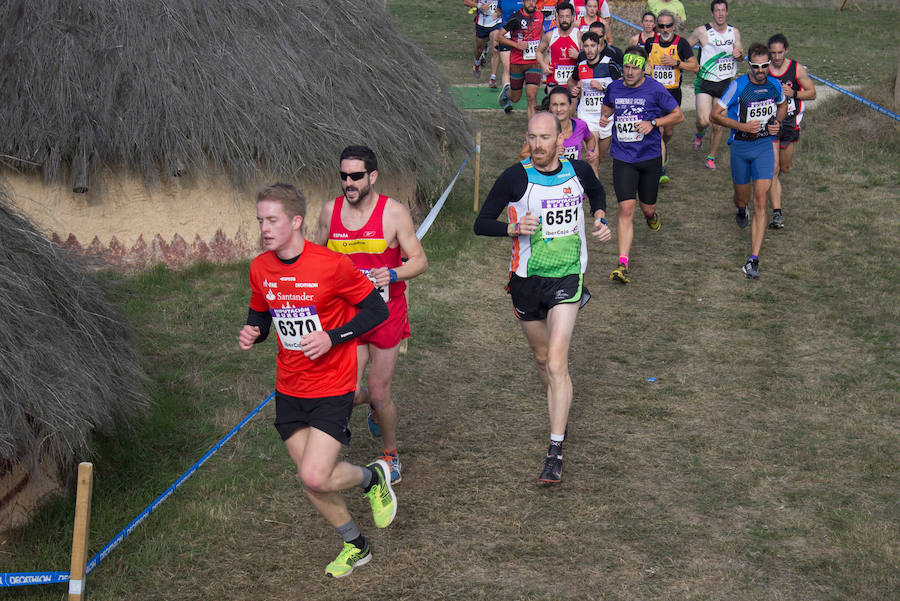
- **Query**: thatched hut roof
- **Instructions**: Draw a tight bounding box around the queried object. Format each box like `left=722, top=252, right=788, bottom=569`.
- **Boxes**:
left=0, top=186, right=148, bottom=468
left=0, top=0, right=471, bottom=188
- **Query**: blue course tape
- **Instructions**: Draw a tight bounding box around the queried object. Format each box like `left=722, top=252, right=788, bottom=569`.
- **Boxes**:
left=0, top=392, right=275, bottom=588
left=85, top=392, right=275, bottom=574
left=0, top=571, right=70, bottom=588
left=416, top=154, right=469, bottom=240
left=610, top=13, right=899, bottom=122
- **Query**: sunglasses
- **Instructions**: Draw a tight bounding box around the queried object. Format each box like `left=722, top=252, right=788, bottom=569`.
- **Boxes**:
left=658, top=22, right=675, bottom=28
left=339, top=170, right=369, bottom=181
left=748, top=61, right=770, bottom=70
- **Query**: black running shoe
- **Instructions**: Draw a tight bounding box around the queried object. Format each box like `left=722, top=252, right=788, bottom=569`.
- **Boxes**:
left=735, top=207, right=749, bottom=229
left=539, top=446, right=563, bottom=484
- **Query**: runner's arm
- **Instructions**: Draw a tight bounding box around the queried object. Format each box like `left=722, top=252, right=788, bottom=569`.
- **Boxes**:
left=325, top=288, right=389, bottom=347
left=537, top=32, right=553, bottom=74
left=315, top=198, right=335, bottom=246
left=732, top=28, right=744, bottom=60
left=388, top=200, right=428, bottom=281
left=243, top=307, right=272, bottom=345
left=474, top=165, right=527, bottom=236
left=572, top=160, right=606, bottom=216
left=795, top=64, right=817, bottom=101
left=677, top=38, right=699, bottom=73
left=687, top=26, right=705, bottom=49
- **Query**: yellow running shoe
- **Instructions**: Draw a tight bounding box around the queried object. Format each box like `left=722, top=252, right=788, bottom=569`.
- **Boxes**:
left=364, top=459, right=397, bottom=528
left=609, top=263, right=630, bottom=284
left=325, top=541, right=371, bottom=578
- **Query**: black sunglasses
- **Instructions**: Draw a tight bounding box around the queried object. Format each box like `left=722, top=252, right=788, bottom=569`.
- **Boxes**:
left=658, top=22, right=675, bottom=29
left=339, top=170, right=369, bottom=181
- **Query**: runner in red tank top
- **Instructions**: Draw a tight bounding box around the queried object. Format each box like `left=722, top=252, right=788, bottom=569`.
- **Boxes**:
left=318, top=145, right=428, bottom=484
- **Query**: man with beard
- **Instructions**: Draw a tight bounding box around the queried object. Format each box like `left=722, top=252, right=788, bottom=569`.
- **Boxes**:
left=711, top=43, right=786, bottom=279
left=688, top=0, right=744, bottom=171
left=498, top=0, right=544, bottom=118
left=240, top=183, right=394, bottom=578
left=474, top=112, right=611, bottom=485
left=766, top=33, right=815, bottom=230
left=317, top=146, right=428, bottom=483
left=536, top=2, right=579, bottom=95
left=567, top=28, right=623, bottom=174
left=598, top=46, right=684, bottom=284
left=643, top=9, right=697, bottom=184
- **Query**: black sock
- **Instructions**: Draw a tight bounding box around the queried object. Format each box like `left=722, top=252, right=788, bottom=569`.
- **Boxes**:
left=350, top=534, right=367, bottom=550
left=774, top=208, right=782, bottom=215
left=362, top=466, right=376, bottom=493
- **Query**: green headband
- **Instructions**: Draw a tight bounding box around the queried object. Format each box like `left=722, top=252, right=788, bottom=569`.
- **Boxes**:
left=623, top=53, right=646, bottom=69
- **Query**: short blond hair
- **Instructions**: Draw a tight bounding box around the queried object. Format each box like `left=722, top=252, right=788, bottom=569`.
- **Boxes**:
left=256, top=183, right=306, bottom=220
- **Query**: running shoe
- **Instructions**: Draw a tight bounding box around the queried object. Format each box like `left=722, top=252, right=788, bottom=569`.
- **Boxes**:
left=646, top=212, right=660, bottom=231
left=473, top=61, right=481, bottom=80
left=378, top=450, right=402, bottom=484
left=503, top=101, right=513, bottom=114
left=479, top=50, right=487, bottom=67
left=768, top=212, right=785, bottom=229
left=742, top=258, right=760, bottom=279
left=609, top=262, right=630, bottom=284
left=498, top=83, right=510, bottom=106
left=659, top=166, right=670, bottom=185
left=488, top=74, right=497, bottom=88
left=364, top=459, right=397, bottom=528
left=325, top=541, right=371, bottom=578
left=367, top=405, right=381, bottom=438
left=735, top=207, right=749, bottom=229
left=705, top=155, right=717, bottom=170
left=692, top=133, right=704, bottom=152
left=539, top=445, right=563, bottom=484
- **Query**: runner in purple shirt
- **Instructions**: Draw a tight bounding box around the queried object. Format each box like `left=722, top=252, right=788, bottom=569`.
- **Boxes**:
left=597, top=45, right=684, bottom=284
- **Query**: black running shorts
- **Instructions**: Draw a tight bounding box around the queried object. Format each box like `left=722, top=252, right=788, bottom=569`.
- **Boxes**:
left=777, top=124, right=800, bottom=147
left=613, top=157, right=662, bottom=205
left=507, top=273, right=590, bottom=321
left=274, top=390, right=354, bottom=445
left=694, top=76, right=732, bottom=98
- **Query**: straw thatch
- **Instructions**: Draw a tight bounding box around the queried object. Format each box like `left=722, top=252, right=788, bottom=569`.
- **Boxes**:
left=0, top=0, right=471, bottom=188
left=0, top=185, right=148, bottom=469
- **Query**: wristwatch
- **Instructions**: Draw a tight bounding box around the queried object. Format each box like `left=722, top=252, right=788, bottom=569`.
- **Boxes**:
left=650, top=119, right=658, bottom=127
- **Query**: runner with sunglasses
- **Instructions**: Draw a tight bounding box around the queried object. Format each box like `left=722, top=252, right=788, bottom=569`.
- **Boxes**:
left=710, top=43, right=786, bottom=279
left=317, top=145, right=428, bottom=483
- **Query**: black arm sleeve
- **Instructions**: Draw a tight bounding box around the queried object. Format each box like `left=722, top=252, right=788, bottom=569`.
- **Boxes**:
left=572, top=160, right=606, bottom=214
left=246, top=307, right=272, bottom=344
left=325, top=288, right=389, bottom=347
left=473, top=164, right=528, bottom=237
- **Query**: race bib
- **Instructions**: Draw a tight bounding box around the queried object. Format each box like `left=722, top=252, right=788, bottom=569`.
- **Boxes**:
left=560, top=144, right=579, bottom=160
left=746, top=99, right=776, bottom=127
left=554, top=64, right=574, bottom=84
left=615, top=114, right=644, bottom=142
left=786, top=97, right=797, bottom=117
left=717, top=56, right=735, bottom=75
left=541, top=197, right=581, bottom=239
left=652, top=64, right=676, bottom=87
left=581, top=83, right=604, bottom=113
left=272, top=306, right=323, bottom=351
left=524, top=39, right=539, bottom=60
left=362, top=268, right=390, bottom=302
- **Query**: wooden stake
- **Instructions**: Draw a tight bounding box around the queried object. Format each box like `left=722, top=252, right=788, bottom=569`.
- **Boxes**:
left=473, top=131, right=482, bottom=212
left=895, top=46, right=900, bottom=110
left=68, top=462, right=93, bottom=601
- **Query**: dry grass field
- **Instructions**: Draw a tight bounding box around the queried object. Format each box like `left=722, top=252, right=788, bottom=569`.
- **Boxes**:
left=3, top=1, right=898, bottom=600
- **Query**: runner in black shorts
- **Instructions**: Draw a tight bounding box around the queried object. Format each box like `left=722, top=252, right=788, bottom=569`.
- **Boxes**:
left=598, top=46, right=684, bottom=284
left=508, top=273, right=587, bottom=320
left=239, top=183, right=396, bottom=579
left=766, top=33, right=816, bottom=230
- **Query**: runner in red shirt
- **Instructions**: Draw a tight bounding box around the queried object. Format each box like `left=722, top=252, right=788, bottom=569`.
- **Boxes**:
left=497, top=0, right=544, bottom=118
left=317, top=146, right=428, bottom=485
left=240, top=183, right=396, bottom=579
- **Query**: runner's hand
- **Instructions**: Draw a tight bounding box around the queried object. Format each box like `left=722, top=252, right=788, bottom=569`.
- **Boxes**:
left=766, top=120, right=781, bottom=136
left=739, top=119, right=763, bottom=134
left=636, top=120, right=654, bottom=135
left=518, top=211, right=540, bottom=236
left=300, top=331, right=333, bottom=360
left=238, top=325, right=260, bottom=350
left=368, top=266, right=392, bottom=287
left=592, top=219, right=611, bottom=241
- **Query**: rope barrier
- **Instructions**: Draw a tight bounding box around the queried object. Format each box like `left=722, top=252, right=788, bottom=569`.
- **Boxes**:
left=416, top=153, right=469, bottom=240
left=2, top=150, right=468, bottom=589
left=610, top=13, right=899, bottom=122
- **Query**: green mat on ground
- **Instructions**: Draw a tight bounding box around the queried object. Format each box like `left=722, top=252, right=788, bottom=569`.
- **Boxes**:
left=451, top=85, right=549, bottom=110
